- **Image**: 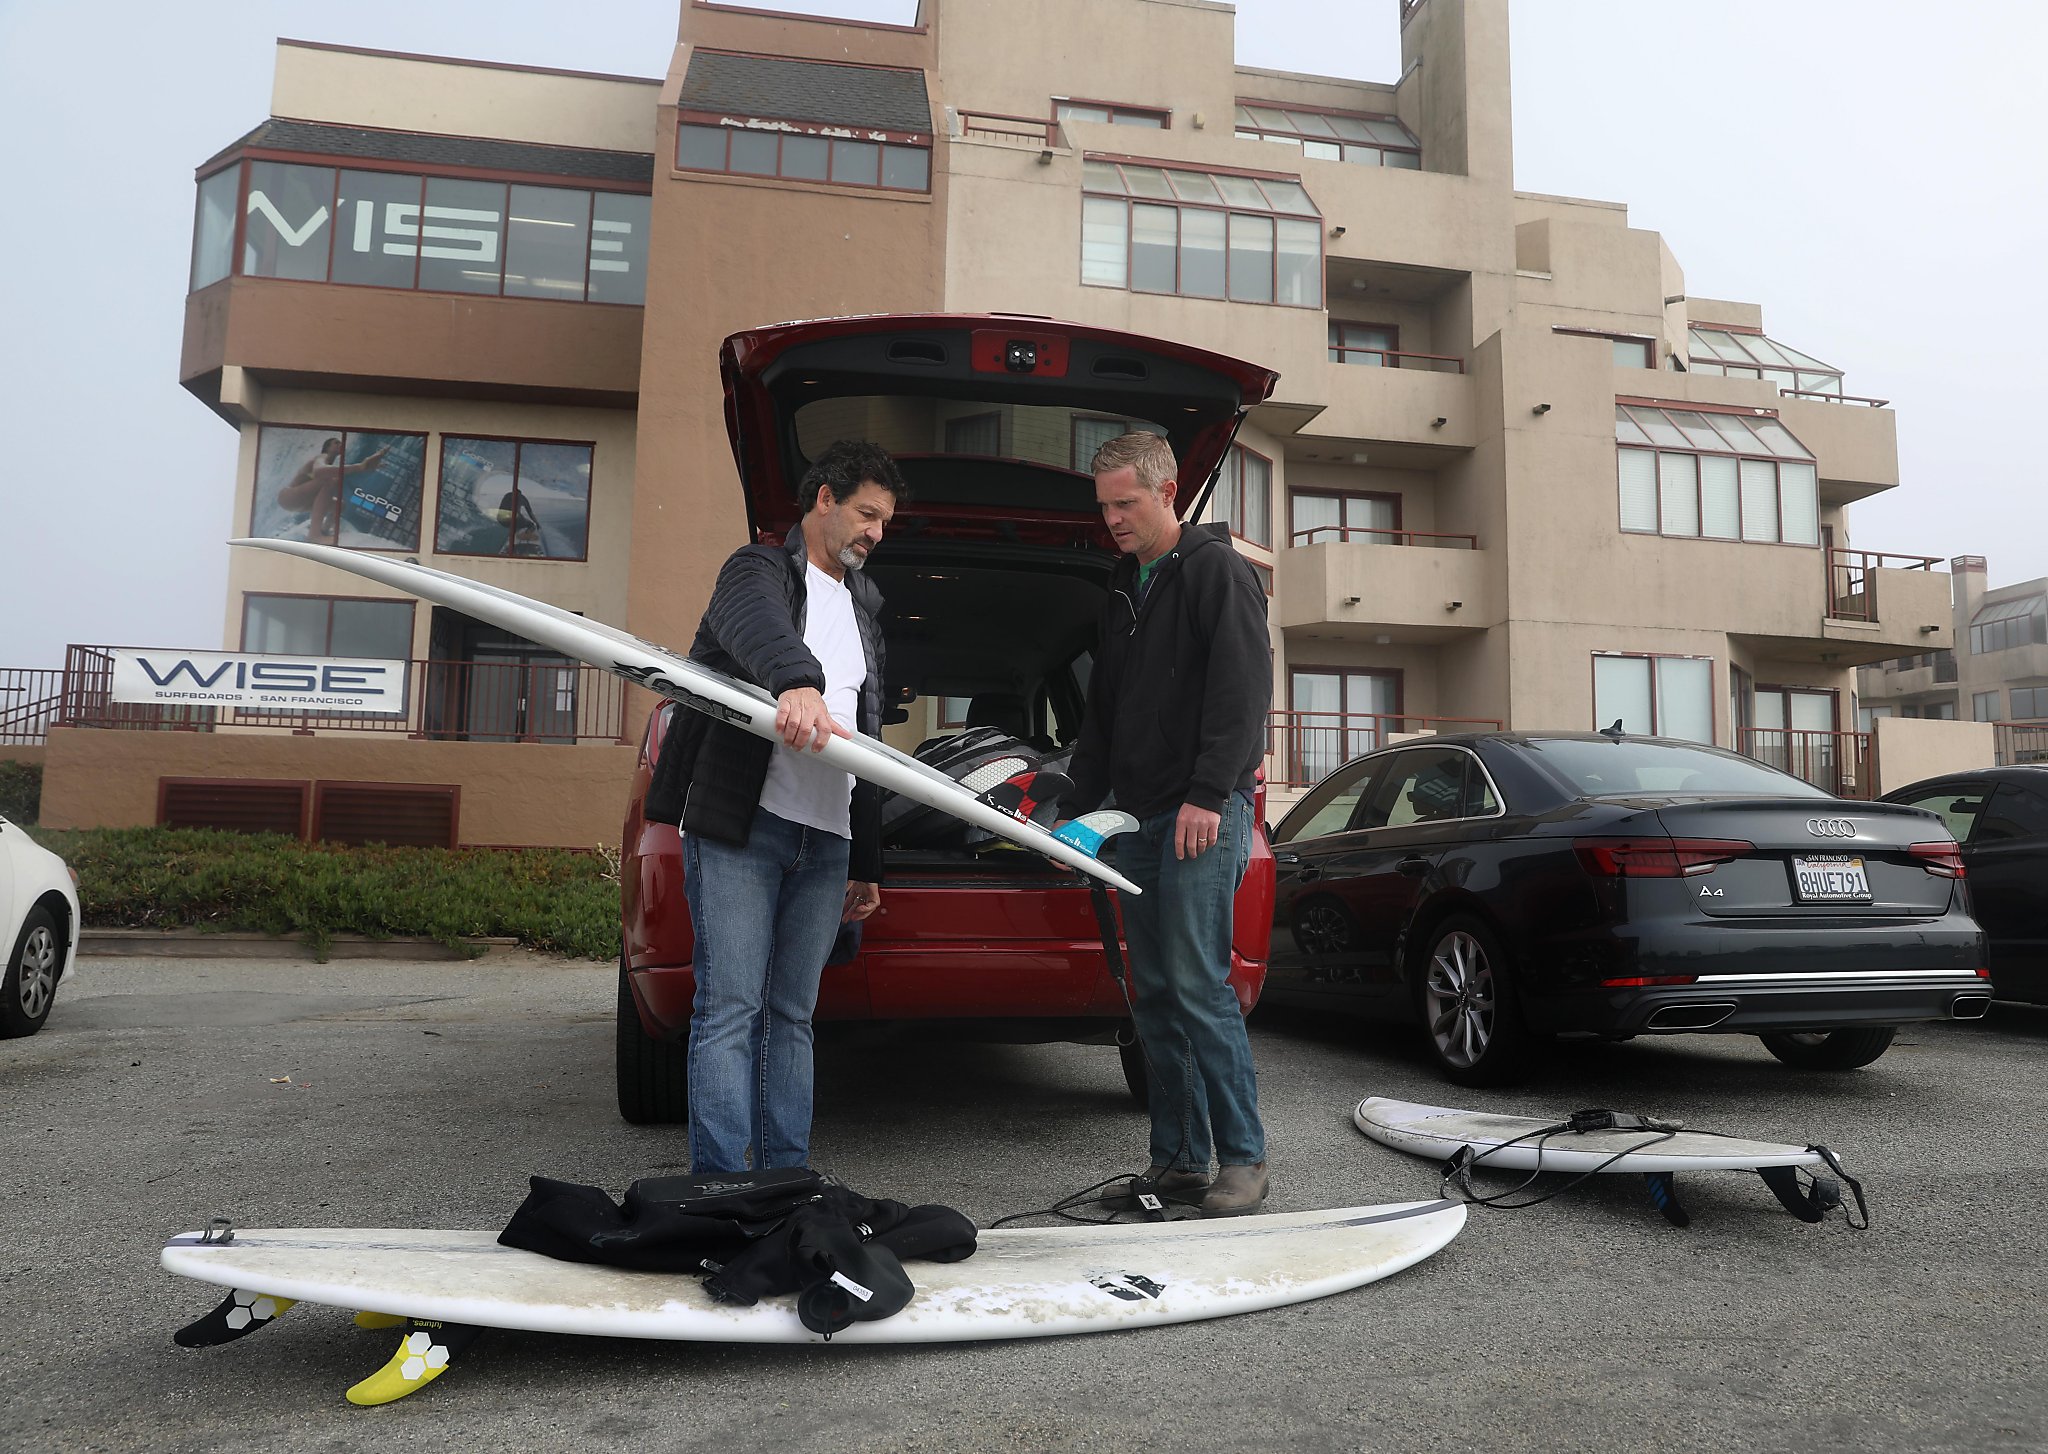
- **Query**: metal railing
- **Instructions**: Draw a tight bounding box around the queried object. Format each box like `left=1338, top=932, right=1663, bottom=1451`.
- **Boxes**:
left=1995, top=721, right=2048, bottom=766
left=956, top=110, right=1055, bottom=147
left=1738, top=727, right=1876, bottom=799
left=1329, top=345, right=1465, bottom=374
left=1827, top=547, right=1941, bottom=623
left=1266, top=709, right=1504, bottom=788
left=37, top=647, right=625, bottom=745
left=1289, top=526, right=1478, bottom=549
left=1781, top=388, right=1891, bottom=408
left=0, top=669, right=66, bottom=746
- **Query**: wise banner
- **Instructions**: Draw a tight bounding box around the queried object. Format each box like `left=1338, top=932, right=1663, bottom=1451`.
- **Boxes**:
left=112, top=650, right=409, bottom=716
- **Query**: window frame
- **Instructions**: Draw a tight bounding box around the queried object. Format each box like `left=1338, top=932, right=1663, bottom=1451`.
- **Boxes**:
left=239, top=592, right=418, bottom=660
left=1685, top=324, right=1845, bottom=396
left=1614, top=398, right=1819, bottom=549
left=433, top=433, right=598, bottom=564
left=1590, top=650, right=1718, bottom=744
left=1080, top=154, right=1324, bottom=309
left=1553, top=325, right=1656, bottom=369
left=1233, top=98, right=1422, bottom=168
left=1213, top=442, right=1275, bottom=549
left=249, top=422, right=431, bottom=553
left=1289, top=488, right=1403, bottom=547
left=1054, top=97, right=1171, bottom=129
left=2011, top=686, right=2048, bottom=721
left=675, top=111, right=932, bottom=194
left=1329, top=320, right=1402, bottom=366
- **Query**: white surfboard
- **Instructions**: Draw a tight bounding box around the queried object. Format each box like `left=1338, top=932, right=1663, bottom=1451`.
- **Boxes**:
left=165, top=1201, right=1463, bottom=1401
left=230, top=538, right=1139, bottom=895
left=1353, top=1096, right=1825, bottom=1173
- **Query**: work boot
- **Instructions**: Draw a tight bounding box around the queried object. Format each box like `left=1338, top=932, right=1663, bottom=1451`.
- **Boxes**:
left=1201, top=1162, right=1268, bottom=1218
left=1116, top=1164, right=1210, bottom=1209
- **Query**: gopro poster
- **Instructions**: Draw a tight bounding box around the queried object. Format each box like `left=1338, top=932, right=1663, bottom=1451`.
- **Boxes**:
left=435, top=436, right=593, bottom=559
left=252, top=426, right=427, bottom=550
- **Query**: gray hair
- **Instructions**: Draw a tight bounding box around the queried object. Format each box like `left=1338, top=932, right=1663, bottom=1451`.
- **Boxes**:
left=1089, top=431, right=1177, bottom=493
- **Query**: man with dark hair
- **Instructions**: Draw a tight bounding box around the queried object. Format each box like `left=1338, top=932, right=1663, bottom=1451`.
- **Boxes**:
left=648, top=438, right=907, bottom=1172
left=1068, top=431, right=1273, bottom=1217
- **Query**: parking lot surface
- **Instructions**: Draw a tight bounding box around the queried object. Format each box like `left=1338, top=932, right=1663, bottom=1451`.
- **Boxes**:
left=3, top=950, right=2043, bottom=1453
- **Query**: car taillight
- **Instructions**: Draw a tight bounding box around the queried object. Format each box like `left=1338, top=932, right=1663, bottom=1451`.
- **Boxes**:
left=1907, top=842, right=1965, bottom=878
left=1600, top=975, right=1699, bottom=988
left=1574, top=838, right=1754, bottom=878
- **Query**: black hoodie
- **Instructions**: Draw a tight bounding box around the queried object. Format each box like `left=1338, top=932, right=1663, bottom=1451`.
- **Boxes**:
left=1067, top=522, right=1272, bottom=821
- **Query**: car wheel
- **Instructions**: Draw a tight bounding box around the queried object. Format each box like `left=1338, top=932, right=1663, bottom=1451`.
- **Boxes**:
left=1415, top=915, right=1531, bottom=1087
left=615, top=956, right=689, bottom=1124
left=1759, top=1027, right=1897, bottom=1071
left=1116, top=1025, right=1150, bottom=1111
left=1, top=903, right=63, bottom=1039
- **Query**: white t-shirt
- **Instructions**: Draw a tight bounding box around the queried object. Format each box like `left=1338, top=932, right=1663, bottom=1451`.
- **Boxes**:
left=757, top=561, right=864, bottom=839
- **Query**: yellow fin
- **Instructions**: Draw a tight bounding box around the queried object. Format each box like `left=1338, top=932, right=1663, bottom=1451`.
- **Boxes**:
left=345, top=1327, right=457, bottom=1407
left=352, top=1311, right=407, bottom=1330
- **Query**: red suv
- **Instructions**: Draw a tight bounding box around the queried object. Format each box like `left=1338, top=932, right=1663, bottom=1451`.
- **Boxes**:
left=616, top=315, right=1280, bottom=1123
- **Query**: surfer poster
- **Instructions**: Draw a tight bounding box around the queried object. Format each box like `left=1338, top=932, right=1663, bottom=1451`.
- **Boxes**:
left=433, top=436, right=593, bottom=561
left=251, top=425, right=427, bottom=551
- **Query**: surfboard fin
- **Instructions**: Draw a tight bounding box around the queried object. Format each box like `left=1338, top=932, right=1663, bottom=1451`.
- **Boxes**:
left=173, top=1289, right=297, bottom=1348
left=1643, top=1172, right=1691, bottom=1228
left=1053, top=810, right=1141, bottom=860
left=345, top=1319, right=485, bottom=1407
left=979, top=768, right=1075, bottom=829
left=353, top=1311, right=407, bottom=1330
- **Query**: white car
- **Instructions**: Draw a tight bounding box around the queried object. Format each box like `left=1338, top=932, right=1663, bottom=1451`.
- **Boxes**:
left=1, top=815, right=79, bottom=1036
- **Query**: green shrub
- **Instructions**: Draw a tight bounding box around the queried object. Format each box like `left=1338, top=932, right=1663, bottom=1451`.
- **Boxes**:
left=0, top=760, right=41, bottom=825
left=24, top=826, right=621, bottom=961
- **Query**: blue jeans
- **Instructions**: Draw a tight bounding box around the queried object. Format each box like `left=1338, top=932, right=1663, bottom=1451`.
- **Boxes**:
left=682, top=807, right=851, bottom=1174
left=1118, top=793, right=1265, bottom=1170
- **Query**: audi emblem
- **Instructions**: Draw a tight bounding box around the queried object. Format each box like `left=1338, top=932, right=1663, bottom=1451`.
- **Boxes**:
left=1805, top=818, right=1857, bottom=838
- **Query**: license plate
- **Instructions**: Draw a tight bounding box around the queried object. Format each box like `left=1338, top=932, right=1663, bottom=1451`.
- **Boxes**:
left=1792, top=854, right=1871, bottom=903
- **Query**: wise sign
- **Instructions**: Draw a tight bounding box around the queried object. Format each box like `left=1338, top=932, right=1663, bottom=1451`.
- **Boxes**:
left=111, top=651, right=408, bottom=716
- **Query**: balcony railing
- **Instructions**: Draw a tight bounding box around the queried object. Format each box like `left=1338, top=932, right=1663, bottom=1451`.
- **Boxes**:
left=1289, top=526, right=1478, bottom=549
left=1266, top=709, right=1504, bottom=788
left=1738, top=727, right=1876, bottom=799
left=956, top=110, right=1055, bottom=147
left=1995, top=721, right=2048, bottom=766
left=1329, top=346, right=1465, bottom=374
left=33, top=646, right=625, bottom=745
left=1827, top=547, right=1941, bottom=623
left=1782, top=388, right=1891, bottom=408
left=0, top=668, right=66, bottom=746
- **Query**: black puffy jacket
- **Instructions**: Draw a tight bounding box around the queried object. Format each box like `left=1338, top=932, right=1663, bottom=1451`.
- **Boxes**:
left=645, top=523, right=886, bottom=882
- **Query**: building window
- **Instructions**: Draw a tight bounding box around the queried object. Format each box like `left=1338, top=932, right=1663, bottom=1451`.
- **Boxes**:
left=1970, top=596, right=2048, bottom=654
left=190, top=166, right=239, bottom=291
left=942, top=413, right=1003, bottom=456
left=435, top=437, right=595, bottom=561
left=1213, top=445, right=1273, bottom=547
left=250, top=426, right=428, bottom=551
left=1287, top=668, right=1400, bottom=783
left=1593, top=653, right=1713, bottom=744
left=222, top=160, right=650, bottom=304
left=1330, top=321, right=1398, bottom=366
left=1234, top=103, right=1421, bottom=168
left=1070, top=415, right=1146, bottom=472
left=1687, top=326, right=1844, bottom=397
left=1552, top=326, right=1654, bottom=368
left=1081, top=158, right=1322, bottom=307
left=2012, top=686, right=2048, bottom=721
left=1615, top=402, right=1818, bottom=546
left=938, top=696, right=971, bottom=729
left=1291, top=490, right=1399, bottom=547
left=1056, top=100, right=1167, bottom=129
left=1973, top=690, right=2003, bottom=721
left=1247, top=558, right=1274, bottom=596
left=677, top=120, right=931, bottom=193
left=1926, top=701, right=1958, bottom=720
left=242, top=594, right=414, bottom=660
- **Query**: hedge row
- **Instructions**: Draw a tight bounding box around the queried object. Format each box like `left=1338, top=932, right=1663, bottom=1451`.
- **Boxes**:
left=25, top=826, right=620, bottom=961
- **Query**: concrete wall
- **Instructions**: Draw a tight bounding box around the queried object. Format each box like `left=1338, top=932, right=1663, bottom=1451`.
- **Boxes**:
left=1874, top=716, right=1995, bottom=793
left=40, top=728, right=636, bottom=849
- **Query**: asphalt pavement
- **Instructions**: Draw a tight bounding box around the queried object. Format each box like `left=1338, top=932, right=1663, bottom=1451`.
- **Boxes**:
left=3, top=950, right=2043, bottom=1453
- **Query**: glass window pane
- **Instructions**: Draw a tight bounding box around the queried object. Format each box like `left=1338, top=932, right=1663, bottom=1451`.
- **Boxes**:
left=1763, top=367, right=1798, bottom=392
left=1740, top=458, right=1780, bottom=542
left=678, top=125, right=728, bottom=171
left=1303, top=139, right=1343, bottom=161
left=1122, top=166, right=1173, bottom=199
left=437, top=437, right=523, bottom=556
left=243, top=595, right=329, bottom=655
left=1668, top=410, right=1726, bottom=450
left=1710, top=413, right=1764, bottom=452
left=1743, top=335, right=1792, bottom=366
left=1179, top=206, right=1226, bottom=298
left=1795, top=372, right=1844, bottom=395
left=1246, top=106, right=1292, bottom=129
left=1082, top=160, right=1127, bottom=194
left=1365, top=119, right=1414, bottom=145
left=1235, top=450, right=1272, bottom=547
left=253, top=427, right=348, bottom=544
left=191, top=166, right=239, bottom=291
left=782, top=135, right=830, bottom=180
left=1750, top=419, right=1812, bottom=459
left=1291, top=493, right=1342, bottom=545
left=1214, top=174, right=1267, bottom=208
left=419, top=178, right=507, bottom=295
left=1349, top=494, right=1399, bottom=543
left=1686, top=327, right=1715, bottom=358
left=1130, top=203, right=1177, bottom=293
left=503, top=185, right=590, bottom=300
left=1636, top=409, right=1691, bottom=450
left=1658, top=453, right=1700, bottom=537
left=1618, top=448, right=1658, bottom=532
left=1343, top=145, right=1384, bottom=166
left=1167, top=170, right=1222, bottom=203
left=1655, top=658, right=1713, bottom=744
left=1228, top=213, right=1274, bottom=302
left=512, top=442, right=593, bottom=560
left=1593, top=656, right=1654, bottom=736
left=1286, top=110, right=1337, bottom=137
left=1258, top=179, right=1319, bottom=215
left=1327, top=115, right=1375, bottom=141
left=1691, top=359, right=1725, bottom=376
left=329, top=599, right=413, bottom=661
left=334, top=431, right=426, bottom=550
left=881, top=145, right=930, bottom=191
left=1614, top=406, right=1653, bottom=446
left=1111, top=111, right=1164, bottom=128
left=1263, top=134, right=1306, bottom=153
left=331, top=170, right=421, bottom=288
left=243, top=161, right=334, bottom=280
left=728, top=129, right=779, bottom=176
left=1700, top=455, right=1741, bottom=539
left=1612, top=337, right=1651, bottom=368
left=586, top=192, right=650, bottom=305
left=1234, top=105, right=1259, bottom=128
left=1081, top=197, right=1128, bottom=287
left=1384, top=150, right=1422, bottom=169
left=1701, top=330, right=1753, bottom=363
left=1072, top=416, right=1134, bottom=472
left=1057, top=103, right=1109, bottom=123
left=1274, top=217, right=1321, bottom=306
left=1778, top=460, right=1819, bottom=545
left=830, top=140, right=880, bottom=185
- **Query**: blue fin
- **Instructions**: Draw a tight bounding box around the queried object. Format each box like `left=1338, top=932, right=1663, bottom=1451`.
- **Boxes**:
left=1052, top=810, right=1141, bottom=860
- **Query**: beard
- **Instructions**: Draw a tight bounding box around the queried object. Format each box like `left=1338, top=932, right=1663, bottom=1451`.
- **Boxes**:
left=836, top=543, right=869, bottom=571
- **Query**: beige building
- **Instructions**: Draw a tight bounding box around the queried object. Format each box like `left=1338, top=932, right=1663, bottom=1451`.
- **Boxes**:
left=32, top=0, right=1949, bottom=842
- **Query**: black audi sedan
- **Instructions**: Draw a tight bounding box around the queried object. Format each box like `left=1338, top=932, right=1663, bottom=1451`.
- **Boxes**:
left=1882, top=764, right=2048, bottom=1005
left=1262, top=731, right=1990, bottom=1085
